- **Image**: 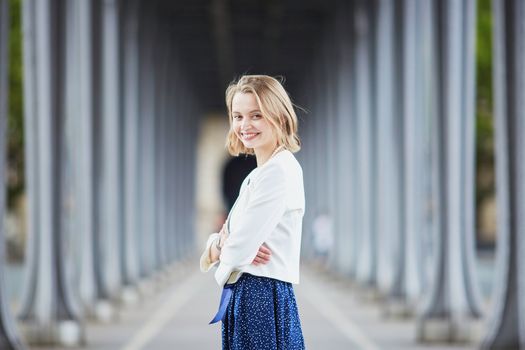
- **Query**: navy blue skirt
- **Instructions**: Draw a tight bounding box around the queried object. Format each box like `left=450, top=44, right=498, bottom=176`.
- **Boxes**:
left=221, top=273, right=305, bottom=350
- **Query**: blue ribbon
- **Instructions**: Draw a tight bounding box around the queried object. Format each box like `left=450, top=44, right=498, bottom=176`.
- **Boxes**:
left=209, top=283, right=235, bottom=324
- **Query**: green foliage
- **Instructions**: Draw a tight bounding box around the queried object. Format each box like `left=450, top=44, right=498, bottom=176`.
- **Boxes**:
left=475, top=0, right=495, bottom=238
left=476, top=0, right=493, bottom=108
left=8, top=0, right=25, bottom=208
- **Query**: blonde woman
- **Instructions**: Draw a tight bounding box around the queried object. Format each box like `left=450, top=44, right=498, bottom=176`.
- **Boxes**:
left=200, top=75, right=306, bottom=349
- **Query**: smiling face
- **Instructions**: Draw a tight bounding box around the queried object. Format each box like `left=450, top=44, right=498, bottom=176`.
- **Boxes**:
left=231, top=92, right=277, bottom=153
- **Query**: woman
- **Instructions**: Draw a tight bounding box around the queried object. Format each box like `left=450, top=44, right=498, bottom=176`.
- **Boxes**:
left=200, top=75, right=306, bottom=349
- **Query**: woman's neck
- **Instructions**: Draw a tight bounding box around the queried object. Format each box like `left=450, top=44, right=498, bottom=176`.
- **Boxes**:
left=255, top=144, right=282, bottom=167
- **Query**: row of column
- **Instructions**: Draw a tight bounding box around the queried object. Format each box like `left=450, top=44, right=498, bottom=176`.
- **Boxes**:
left=298, top=0, right=524, bottom=348
left=0, top=0, right=199, bottom=347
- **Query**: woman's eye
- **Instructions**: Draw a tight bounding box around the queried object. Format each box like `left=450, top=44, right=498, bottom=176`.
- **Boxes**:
left=252, top=114, right=261, bottom=119
left=233, top=115, right=241, bottom=120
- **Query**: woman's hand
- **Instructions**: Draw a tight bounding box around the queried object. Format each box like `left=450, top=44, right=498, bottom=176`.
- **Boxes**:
left=251, top=244, right=272, bottom=266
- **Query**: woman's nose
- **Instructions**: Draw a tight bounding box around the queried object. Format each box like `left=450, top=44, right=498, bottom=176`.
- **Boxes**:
left=240, top=118, right=251, bottom=129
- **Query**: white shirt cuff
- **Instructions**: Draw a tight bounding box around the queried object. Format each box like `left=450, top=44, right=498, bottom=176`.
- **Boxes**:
left=200, top=233, right=220, bottom=272
left=214, top=261, right=234, bottom=286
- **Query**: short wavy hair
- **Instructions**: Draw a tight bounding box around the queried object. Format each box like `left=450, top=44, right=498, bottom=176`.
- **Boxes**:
left=225, top=75, right=301, bottom=156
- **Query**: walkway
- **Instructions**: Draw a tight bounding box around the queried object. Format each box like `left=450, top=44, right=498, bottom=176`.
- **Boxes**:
left=26, top=258, right=479, bottom=350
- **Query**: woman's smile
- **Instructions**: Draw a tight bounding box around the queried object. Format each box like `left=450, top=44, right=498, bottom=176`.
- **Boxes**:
left=241, top=131, right=260, bottom=141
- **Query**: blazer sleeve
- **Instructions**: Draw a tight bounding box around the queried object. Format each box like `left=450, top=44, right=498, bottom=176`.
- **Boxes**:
left=214, top=162, right=287, bottom=286
left=199, top=233, right=220, bottom=272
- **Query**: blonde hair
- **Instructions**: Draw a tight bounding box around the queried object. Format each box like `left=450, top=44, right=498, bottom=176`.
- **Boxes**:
left=225, top=75, right=301, bottom=156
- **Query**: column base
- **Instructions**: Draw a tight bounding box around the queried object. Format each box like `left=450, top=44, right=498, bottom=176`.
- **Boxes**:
left=416, top=315, right=483, bottom=343
left=383, top=298, right=415, bottom=318
left=20, top=320, right=85, bottom=346
left=356, top=285, right=382, bottom=303
left=137, top=277, right=157, bottom=297
left=120, top=285, right=140, bottom=306
left=154, top=268, right=172, bottom=286
left=166, top=263, right=181, bottom=275
left=94, top=299, right=118, bottom=323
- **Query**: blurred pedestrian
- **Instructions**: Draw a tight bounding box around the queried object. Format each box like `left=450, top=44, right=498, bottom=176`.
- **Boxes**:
left=312, top=210, right=333, bottom=267
left=221, top=154, right=256, bottom=212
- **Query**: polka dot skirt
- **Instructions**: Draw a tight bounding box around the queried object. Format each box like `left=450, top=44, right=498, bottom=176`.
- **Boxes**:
left=221, top=273, right=305, bottom=350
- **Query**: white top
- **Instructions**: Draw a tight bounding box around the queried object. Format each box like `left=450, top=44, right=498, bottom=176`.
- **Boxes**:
left=200, top=150, right=305, bottom=287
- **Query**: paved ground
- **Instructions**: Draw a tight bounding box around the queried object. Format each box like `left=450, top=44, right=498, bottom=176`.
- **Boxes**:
left=10, top=257, right=486, bottom=350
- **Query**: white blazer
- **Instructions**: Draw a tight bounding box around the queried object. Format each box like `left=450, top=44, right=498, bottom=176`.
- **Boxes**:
left=200, top=150, right=305, bottom=287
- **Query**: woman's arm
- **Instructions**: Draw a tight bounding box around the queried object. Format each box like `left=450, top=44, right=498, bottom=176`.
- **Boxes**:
left=199, top=233, right=220, bottom=272
left=214, top=163, right=286, bottom=286
left=209, top=223, right=228, bottom=263
left=209, top=224, right=273, bottom=265
left=202, top=222, right=273, bottom=273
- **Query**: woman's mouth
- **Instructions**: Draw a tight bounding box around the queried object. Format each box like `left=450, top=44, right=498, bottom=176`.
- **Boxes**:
left=241, top=132, right=260, bottom=141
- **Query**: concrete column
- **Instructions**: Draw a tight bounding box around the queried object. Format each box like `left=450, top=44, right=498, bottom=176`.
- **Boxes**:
left=96, top=0, right=123, bottom=316
left=354, top=0, right=376, bottom=287
left=18, top=0, right=38, bottom=331
left=417, top=0, right=483, bottom=342
left=121, top=0, right=140, bottom=303
left=150, top=28, right=161, bottom=272
left=163, top=40, right=182, bottom=266
left=301, top=89, right=317, bottom=259
left=137, top=7, right=154, bottom=277
left=0, top=0, right=25, bottom=348
left=134, top=4, right=146, bottom=277
left=295, top=87, right=314, bottom=259
left=414, top=0, right=436, bottom=295
left=166, top=69, right=176, bottom=262
left=173, top=96, right=182, bottom=261
left=310, top=59, right=328, bottom=263
left=347, top=9, right=361, bottom=278
left=171, top=82, right=184, bottom=262
left=374, top=0, right=397, bottom=295
left=149, top=8, right=163, bottom=272
left=137, top=7, right=158, bottom=277
left=179, top=89, right=194, bottom=260
left=481, top=1, right=525, bottom=348
left=308, top=62, right=321, bottom=243
left=320, top=27, right=338, bottom=272
left=18, top=0, right=84, bottom=344
left=182, top=96, right=199, bottom=260
left=368, top=0, right=379, bottom=291
left=102, top=0, right=123, bottom=293
left=89, top=0, right=111, bottom=319
left=154, top=33, right=171, bottom=270
left=76, top=0, right=97, bottom=315
left=332, top=0, right=355, bottom=276
left=187, top=103, right=199, bottom=256
left=164, top=65, right=177, bottom=263
left=62, top=0, right=91, bottom=320
left=155, top=46, right=166, bottom=269
left=174, top=87, right=185, bottom=261
left=387, top=0, right=426, bottom=315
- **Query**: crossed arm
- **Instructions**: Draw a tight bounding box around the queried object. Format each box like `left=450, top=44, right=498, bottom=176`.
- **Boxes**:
left=208, top=222, right=272, bottom=266
left=203, top=163, right=287, bottom=284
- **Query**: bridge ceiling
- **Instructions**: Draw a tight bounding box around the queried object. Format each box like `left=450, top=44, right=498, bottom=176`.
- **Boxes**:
left=157, top=0, right=336, bottom=111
